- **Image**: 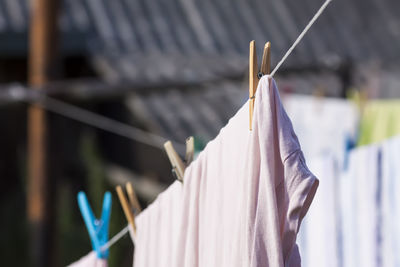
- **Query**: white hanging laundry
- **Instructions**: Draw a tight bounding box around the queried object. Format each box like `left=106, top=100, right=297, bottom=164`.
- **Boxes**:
left=381, top=136, right=400, bottom=267
left=297, top=154, right=340, bottom=267
left=339, top=144, right=380, bottom=267
left=283, top=94, right=359, bottom=167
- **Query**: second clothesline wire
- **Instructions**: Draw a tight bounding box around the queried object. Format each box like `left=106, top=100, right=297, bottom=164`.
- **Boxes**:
left=98, top=0, right=333, bottom=252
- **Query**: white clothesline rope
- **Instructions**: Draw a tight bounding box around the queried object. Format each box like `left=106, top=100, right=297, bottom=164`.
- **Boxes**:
left=270, top=0, right=333, bottom=76
left=100, top=225, right=130, bottom=252
left=87, top=0, right=334, bottom=253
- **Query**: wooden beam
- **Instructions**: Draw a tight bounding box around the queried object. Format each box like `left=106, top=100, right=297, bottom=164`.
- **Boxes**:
left=27, top=0, right=59, bottom=266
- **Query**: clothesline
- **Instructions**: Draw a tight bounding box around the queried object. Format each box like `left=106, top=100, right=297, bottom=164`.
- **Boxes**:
left=270, top=0, right=332, bottom=76
left=12, top=86, right=186, bottom=153
left=100, top=225, right=130, bottom=252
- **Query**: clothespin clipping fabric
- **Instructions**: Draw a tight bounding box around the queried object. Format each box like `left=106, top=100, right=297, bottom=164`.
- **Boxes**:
left=116, top=183, right=142, bottom=240
left=77, top=191, right=112, bottom=259
left=164, top=136, right=196, bottom=182
left=249, top=41, right=271, bottom=130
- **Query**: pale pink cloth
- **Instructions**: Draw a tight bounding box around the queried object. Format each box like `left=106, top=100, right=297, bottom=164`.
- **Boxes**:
left=67, top=251, right=107, bottom=267
left=133, top=76, right=318, bottom=267
left=134, top=181, right=183, bottom=266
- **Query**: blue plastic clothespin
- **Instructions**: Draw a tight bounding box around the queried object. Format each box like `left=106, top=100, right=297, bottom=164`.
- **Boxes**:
left=77, top=191, right=112, bottom=259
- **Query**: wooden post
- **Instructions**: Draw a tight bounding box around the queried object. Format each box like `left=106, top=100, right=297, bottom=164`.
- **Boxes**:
left=27, top=0, right=59, bottom=266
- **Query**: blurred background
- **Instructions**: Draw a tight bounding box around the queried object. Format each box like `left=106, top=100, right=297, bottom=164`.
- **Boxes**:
left=0, top=0, right=400, bottom=266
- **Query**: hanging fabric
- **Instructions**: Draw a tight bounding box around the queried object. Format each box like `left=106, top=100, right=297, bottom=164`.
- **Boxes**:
left=133, top=181, right=183, bottom=266
left=133, top=76, right=318, bottom=267
left=297, top=155, right=340, bottom=267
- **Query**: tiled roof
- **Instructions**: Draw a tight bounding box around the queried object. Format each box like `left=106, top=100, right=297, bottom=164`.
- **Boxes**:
left=1, top=0, right=400, bottom=76
left=92, top=53, right=247, bottom=86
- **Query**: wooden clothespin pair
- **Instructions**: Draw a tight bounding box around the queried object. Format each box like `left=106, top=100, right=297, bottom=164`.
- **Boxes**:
left=249, top=41, right=271, bottom=130
left=164, top=136, right=195, bottom=182
left=115, top=182, right=142, bottom=234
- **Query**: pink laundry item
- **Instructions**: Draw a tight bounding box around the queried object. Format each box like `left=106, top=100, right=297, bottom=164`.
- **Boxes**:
left=134, top=181, right=183, bottom=266
left=133, top=76, right=318, bottom=267
left=67, top=251, right=107, bottom=267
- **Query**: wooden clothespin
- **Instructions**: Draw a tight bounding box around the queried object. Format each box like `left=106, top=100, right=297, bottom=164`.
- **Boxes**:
left=126, top=183, right=142, bottom=214
left=164, top=136, right=195, bottom=182
left=116, top=182, right=141, bottom=233
left=185, top=136, right=195, bottom=165
left=249, top=41, right=271, bottom=130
